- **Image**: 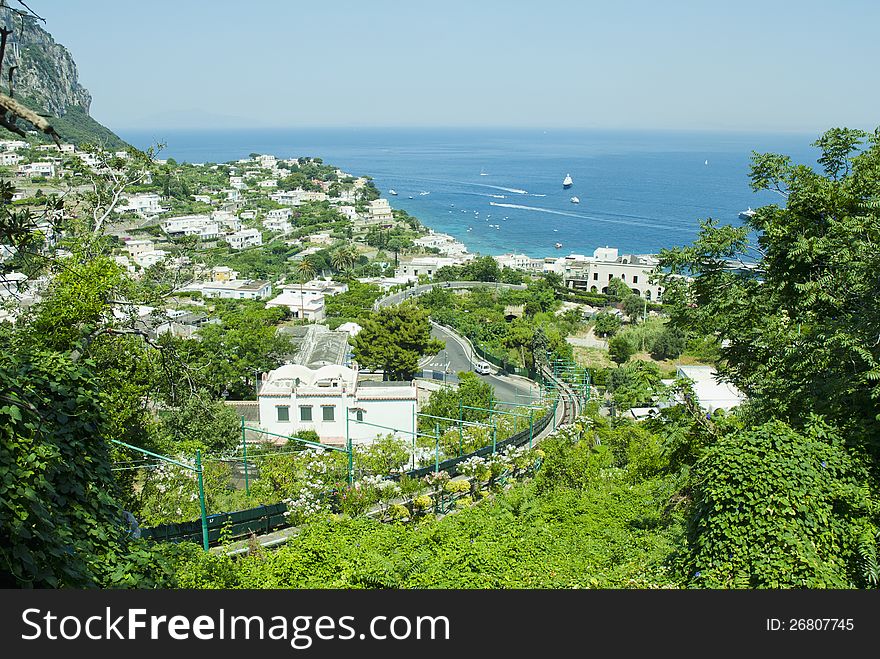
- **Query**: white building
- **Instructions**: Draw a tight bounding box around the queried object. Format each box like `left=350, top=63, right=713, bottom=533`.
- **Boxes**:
left=265, top=290, right=326, bottom=321
left=267, top=208, right=292, bottom=221
left=257, top=363, right=418, bottom=445
left=413, top=230, right=469, bottom=257
left=225, top=228, right=263, bottom=250
left=337, top=205, right=358, bottom=221
left=193, top=194, right=213, bottom=203
left=0, top=152, right=21, bottom=166
left=395, top=256, right=466, bottom=280
left=278, top=279, right=349, bottom=297
left=124, top=239, right=155, bottom=258
left=674, top=365, right=746, bottom=413
left=133, top=249, right=168, bottom=268
left=494, top=253, right=544, bottom=272
left=264, top=217, right=292, bottom=234
left=162, top=215, right=221, bottom=240
left=258, top=179, right=278, bottom=188
left=229, top=176, right=245, bottom=190
left=270, top=189, right=328, bottom=206
left=118, top=192, right=165, bottom=215
left=211, top=210, right=242, bottom=232
left=554, top=247, right=664, bottom=300
left=195, top=279, right=272, bottom=300
left=17, top=162, right=55, bottom=178
left=365, top=198, right=394, bottom=225
left=256, top=154, right=277, bottom=169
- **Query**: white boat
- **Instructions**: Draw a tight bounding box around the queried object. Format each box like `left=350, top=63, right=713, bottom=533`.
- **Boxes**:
left=738, top=207, right=757, bottom=220
left=570, top=196, right=580, bottom=204
left=408, top=195, right=414, bottom=199
left=480, top=168, right=488, bottom=176
left=555, top=242, right=563, bottom=249
left=704, top=160, right=708, bottom=166
left=388, top=189, right=398, bottom=195
left=419, top=191, right=430, bottom=196
left=563, top=174, right=573, bottom=188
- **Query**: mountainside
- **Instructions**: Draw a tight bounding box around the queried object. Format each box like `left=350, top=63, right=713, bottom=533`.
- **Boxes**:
left=0, top=11, right=127, bottom=148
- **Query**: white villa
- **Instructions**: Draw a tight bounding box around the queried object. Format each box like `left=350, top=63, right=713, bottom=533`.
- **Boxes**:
left=557, top=247, right=663, bottom=300
left=270, top=189, right=328, bottom=206
left=364, top=198, right=394, bottom=225
left=265, top=289, right=327, bottom=321
left=413, top=230, right=469, bottom=257
left=395, top=256, right=468, bottom=280
left=225, top=228, right=263, bottom=250
left=17, top=162, right=55, bottom=178
left=195, top=279, right=272, bottom=300
left=0, top=152, right=21, bottom=166
left=162, top=215, right=221, bottom=240
left=257, top=363, right=418, bottom=445
left=124, top=239, right=155, bottom=258
left=118, top=192, right=165, bottom=215
left=494, top=253, right=544, bottom=272
left=133, top=249, right=168, bottom=268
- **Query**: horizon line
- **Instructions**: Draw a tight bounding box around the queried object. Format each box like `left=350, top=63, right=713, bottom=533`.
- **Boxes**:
left=114, top=124, right=830, bottom=135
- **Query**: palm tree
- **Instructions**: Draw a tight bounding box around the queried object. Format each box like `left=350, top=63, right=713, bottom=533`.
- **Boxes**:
left=331, top=245, right=357, bottom=278
left=296, top=258, right=316, bottom=322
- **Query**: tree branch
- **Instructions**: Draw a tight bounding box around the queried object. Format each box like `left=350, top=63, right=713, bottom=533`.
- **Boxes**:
left=0, top=91, right=60, bottom=145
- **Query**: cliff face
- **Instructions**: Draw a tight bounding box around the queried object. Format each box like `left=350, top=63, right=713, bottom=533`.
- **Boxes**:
left=0, top=12, right=126, bottom=147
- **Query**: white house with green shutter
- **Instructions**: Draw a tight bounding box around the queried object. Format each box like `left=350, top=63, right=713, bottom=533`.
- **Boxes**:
left=257, top=363, right=417, bottom=446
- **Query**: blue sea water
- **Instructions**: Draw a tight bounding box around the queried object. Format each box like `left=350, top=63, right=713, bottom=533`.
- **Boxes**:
left=120, top=128, right=819, bottom=258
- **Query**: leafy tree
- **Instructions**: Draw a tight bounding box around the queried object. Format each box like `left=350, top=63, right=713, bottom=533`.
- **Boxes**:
left=651, top=325, right=688, bottom=360
left=0, top=339, right=170, bottom=587
left=158, top=391, right=241, bottom=455
left=605, top=277, right=631, bottom=303
left=351, top=304, right=443, bottom=380
left=658, top=127, right=880, bottom=449
left=461, top=256, right=500, bottom=282
left=593, top=311, right=621, bottom=337
left=688, top=419, right=864, bottom=588
left=608, top=361, right=663, bottom=410
left=622, top=294, right=646, bottom=322
left=608, top=333, right=636, bottom=365
left=420, top=372, right=493, bottom=430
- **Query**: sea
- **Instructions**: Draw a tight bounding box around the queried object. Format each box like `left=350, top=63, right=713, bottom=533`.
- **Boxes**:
left=120, top=128, right=819, bottom=258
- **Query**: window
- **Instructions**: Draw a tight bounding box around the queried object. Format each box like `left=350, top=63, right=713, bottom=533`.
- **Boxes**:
left=276, top=406, right=290, bottom=422
left=621, top=274, right=626, bottom=281
left=608, top=273, right=613, bottom=280
left=322, top=406, right=335, bottom=422
left=300, top=406, right=312, bottom=422
left=633, top=275, right=639, bottom=284
left=593, top=273, right=598, bottom=281
left=356, top=409, right=364, bottom=422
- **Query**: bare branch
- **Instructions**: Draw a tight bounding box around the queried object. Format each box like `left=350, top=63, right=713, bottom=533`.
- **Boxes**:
left=0, top=91, right=60, bottom=145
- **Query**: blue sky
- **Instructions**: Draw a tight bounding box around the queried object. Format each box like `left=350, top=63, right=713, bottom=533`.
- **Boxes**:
left=32, top=0, right=880, bottom=132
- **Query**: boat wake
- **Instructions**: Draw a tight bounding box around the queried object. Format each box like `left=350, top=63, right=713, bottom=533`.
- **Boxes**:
left=487, top=202, right=687, bottom=232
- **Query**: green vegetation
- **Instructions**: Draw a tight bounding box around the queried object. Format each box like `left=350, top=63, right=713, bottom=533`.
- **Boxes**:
left=350, top=304, right=443, bottom=380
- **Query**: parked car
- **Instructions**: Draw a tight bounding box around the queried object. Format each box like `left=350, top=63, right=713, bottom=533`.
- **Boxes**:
left=474, top=361, right=492, bottom=375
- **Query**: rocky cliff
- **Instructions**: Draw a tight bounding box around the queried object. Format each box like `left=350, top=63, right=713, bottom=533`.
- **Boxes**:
left=0, top=10, right=127, bottom=148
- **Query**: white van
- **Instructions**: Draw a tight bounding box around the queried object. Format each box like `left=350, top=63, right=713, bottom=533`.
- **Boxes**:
left=474, top=361, right=492, bottom=375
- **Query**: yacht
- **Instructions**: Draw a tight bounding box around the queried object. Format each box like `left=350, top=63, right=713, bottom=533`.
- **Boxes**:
left=562, top=174, right=573, bottom=188
left=388, top=189, right=398, bottom=195
left=480, top=167, right=488, bottom=176
left=555, top=242, right=563, bottom=249
left=738, top=207, right=757, bottom=220
left=570, top=196, right=580, bottom=204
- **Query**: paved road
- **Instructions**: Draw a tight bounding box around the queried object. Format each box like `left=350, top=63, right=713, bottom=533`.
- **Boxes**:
left=423, top=323, right=537, bottom=406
